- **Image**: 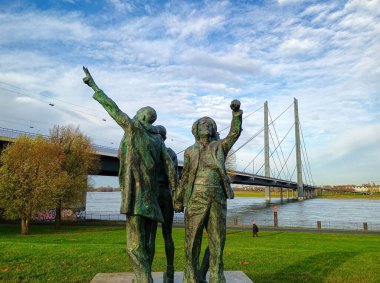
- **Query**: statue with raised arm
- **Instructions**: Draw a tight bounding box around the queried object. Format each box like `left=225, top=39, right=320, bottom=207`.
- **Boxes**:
left=82, top=67, right=178, bottom=283
left=174, top=100, right=243, bottom=283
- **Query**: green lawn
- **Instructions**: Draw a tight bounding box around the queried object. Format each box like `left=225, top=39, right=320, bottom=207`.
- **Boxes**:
left=0, top=224, right=379, bottom=282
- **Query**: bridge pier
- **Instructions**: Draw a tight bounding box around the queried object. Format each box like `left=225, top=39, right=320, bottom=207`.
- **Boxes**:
left=280, top=188, right=283, bottom=202
left=286, top=189, right=289, bottom=201
left=265, top=187, right=271, bottom=203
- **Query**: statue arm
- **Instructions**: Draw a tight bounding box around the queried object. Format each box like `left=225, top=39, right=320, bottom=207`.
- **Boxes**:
left=162, top=144, right=178, bottom=194
left=173, top=149, right=189, bottom=212
left=222, top=100, right=243, bottom=154
left=82, top=66, right=132, bottom=128
left=168, top=148, right=179, bottom=178
left=93, top=90, right=132, bottom=128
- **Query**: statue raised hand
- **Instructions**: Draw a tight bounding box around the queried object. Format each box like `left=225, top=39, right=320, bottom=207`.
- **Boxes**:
left=82, top=66, right=100, bottom=92
left=230, top=99, right=241, bottom=112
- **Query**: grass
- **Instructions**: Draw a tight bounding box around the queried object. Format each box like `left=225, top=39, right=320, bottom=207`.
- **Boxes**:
left=234, top=190, right=299, bottom=198
left=1, top=224, right=380, bottom=282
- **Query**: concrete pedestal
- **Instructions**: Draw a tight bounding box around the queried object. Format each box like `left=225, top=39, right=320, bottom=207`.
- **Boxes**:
left=91, top=271, right=253, bottom=283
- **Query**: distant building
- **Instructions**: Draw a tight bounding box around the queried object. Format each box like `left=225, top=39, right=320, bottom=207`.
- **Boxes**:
left=353, top=185, right=380, bottom=194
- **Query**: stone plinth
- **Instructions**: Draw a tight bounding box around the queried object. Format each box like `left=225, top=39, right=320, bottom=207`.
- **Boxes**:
left=91, top=271, right=253, bottom=283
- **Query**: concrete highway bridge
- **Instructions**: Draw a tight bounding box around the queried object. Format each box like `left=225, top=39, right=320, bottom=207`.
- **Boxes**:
left=0, top=119, right=316, bottom=202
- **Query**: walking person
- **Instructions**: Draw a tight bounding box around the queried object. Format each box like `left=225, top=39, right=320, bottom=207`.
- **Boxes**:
left=252, top=221, right=259, bottom=237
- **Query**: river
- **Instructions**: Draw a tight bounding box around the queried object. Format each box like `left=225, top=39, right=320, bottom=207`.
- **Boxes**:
left=86, top=192, right=380, bottom=230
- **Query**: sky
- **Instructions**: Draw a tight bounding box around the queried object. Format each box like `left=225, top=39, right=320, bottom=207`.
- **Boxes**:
left=0, top=0, right=379, bottom=186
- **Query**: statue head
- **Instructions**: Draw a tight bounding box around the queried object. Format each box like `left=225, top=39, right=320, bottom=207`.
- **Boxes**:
left=156, top=125, right=167, bottom=141
left=192, top=117, right=218, bottom=141
left=134, top=106, right=157, bottom=124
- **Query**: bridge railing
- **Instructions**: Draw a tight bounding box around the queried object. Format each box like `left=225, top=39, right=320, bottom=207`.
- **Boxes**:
left=81, top=212, right=380, bottom=231
left=0, top=126, right=118, bottom=156
left=0, top=127, right=315, bottom=189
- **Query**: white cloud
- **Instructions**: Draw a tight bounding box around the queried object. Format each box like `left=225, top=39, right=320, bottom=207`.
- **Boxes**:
left=277, top=38, right=320, bottom=56
left=0, top=0, right=379, bottom=185
left=277, top=0, right=307, bottom=5
left=165, top=14, right=225, bottom=40
left=107, top=0, right=134, bottom=13
left=0, top=11, right=93, bottom=45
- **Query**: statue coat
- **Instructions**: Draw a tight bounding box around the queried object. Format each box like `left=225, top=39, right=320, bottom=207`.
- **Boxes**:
left=93, top=90, right=177, bottom=222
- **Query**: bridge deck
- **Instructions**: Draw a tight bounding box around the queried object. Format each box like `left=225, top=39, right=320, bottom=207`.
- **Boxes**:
left=0, top=127, right=315, bottom=190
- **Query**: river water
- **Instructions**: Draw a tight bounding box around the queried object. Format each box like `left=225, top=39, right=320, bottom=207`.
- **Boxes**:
left=86, top=192, right=380, bottom=230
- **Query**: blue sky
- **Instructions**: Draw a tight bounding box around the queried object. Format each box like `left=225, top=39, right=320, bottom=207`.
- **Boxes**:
left=0, top=0, right=379, bottom=186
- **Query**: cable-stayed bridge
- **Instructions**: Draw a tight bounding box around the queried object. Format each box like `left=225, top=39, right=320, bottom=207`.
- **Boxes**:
left=0, top=98, right=316, bottom=201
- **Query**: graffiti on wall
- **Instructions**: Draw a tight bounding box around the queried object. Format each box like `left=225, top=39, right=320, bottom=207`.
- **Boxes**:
left=62, top=209, right=86, bottom=220
left=34, top=209, right=86, bottom=221
left=35, top=210, right=56, bottom=221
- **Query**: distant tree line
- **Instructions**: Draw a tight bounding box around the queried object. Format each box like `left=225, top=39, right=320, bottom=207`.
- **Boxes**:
left=93, top=186, right=120, bottom=192
left=321, top=183, right=380, bottom=194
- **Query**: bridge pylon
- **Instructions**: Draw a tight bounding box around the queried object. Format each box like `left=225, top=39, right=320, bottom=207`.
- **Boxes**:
left=264, top=101, right=271, bottom=203
left=294, top=98, right=304, bottom=200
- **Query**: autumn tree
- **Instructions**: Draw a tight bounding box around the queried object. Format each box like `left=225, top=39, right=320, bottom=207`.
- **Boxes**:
left=49, top=125, right=99, bottom=228
left=0, top=136, right=68, bottom=235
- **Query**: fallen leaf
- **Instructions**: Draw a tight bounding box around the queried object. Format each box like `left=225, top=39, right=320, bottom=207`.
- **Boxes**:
left=1, top=267, right=9, bottom=272
left=239, top=261, right=250, bottom=265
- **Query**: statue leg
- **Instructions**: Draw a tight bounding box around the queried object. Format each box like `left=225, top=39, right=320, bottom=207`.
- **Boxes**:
left=126, top=215, right=154, bottom=283
left=199, top=246, right=210, bottom=283
left=183, top=191, right=210, bottom=283
left=159, top=188, right=175, bottom=283
left=147, top=218, right=158, bottom=267
left=206, top=199, right=227, bottom=283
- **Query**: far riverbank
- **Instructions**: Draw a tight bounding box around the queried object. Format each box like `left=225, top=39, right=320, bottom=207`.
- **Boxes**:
left=234, top=190, right=380, bottom=199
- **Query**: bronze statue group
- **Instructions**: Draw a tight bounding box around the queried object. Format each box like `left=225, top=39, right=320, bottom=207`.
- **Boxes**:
left=83, top=67, right=243, bottom=283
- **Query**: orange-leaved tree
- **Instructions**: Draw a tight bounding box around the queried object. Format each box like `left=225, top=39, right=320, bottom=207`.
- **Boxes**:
left=49, top=125, right=99, bottom=228
left=0, top=135, right=68, bottom=235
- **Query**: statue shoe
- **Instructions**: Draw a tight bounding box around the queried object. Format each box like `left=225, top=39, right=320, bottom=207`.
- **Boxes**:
left=164, top=266, right=174, bottom=283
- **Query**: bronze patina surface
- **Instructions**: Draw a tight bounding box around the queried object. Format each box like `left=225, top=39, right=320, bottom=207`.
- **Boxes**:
left=174, top=100, right=243, bottom=283
left=83, top=67, right=177, bottom=283
left=152, top=125, right=178, bottom=283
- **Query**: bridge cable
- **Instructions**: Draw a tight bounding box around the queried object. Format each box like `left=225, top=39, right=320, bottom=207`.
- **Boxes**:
left=218, top=105, right=264, bottom=133
left=231, top=102, right=294, bottom=155
left=268, top=109, right=292, bottom=179
left=300, top=144, right=311, bottom=186
left=243, top=146, right=265, bottom=172
left=290, top=164, right=297, bottom=182
left=301, top=161, right=310, bottom=187
left=300, top=124, right=315, bottom=186
left=176, top=105, right=265, bottom=155
left=253, top=123, right=295, bottom=176
left=276, top=143, right=296, bottom=180
left=298, top=123, right=314, bottom=185
left=268, top=128, right=283, bottom=179
left=0, top=85, right=106, bottom=121
left=0, top=81, right=109, bottom=117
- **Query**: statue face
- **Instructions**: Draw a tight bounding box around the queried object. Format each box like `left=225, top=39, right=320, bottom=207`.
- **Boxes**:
left=197, top=119, right=214, bottom=138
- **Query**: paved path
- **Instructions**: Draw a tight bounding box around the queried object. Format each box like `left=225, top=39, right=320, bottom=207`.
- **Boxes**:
left=173, top=223, right=380, bottom=235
